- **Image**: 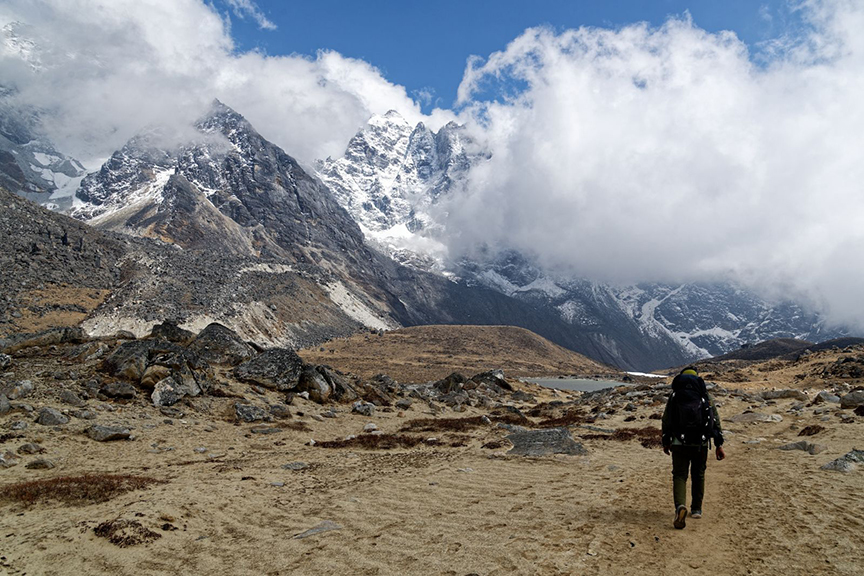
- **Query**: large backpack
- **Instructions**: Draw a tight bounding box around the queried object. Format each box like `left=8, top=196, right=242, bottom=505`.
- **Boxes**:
left=666, top=374, right=715, bottom=446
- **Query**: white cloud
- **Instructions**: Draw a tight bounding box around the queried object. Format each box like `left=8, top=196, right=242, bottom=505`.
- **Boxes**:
left=0, top=0, right=454, bottom=166
left=448, top=1, right=864, bottom=328
left=225, top=0, right=277, bottom=31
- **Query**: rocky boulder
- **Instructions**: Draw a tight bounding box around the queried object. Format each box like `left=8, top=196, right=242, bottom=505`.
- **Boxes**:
left=434, top=372, right=466, bottom=394
left=100, top=382, right=137, bottom=399
left=0, top=353, right=10, bottom=370
left=187, top=323, right=255, bottom=366
left=760, top=389, right=808, bottom=402
left=840, top=390, right=864, bottom=408
left=779, top=440, right=827, bottom=455
left=149, top=320, right=195, bottom=344
left=727, top=412, right=783, bottom=423
left=35, top=407, right=69, bottom=426
left=2, top=380, right=33, bottom=400
left=233, top=348, right=304, bottom=391
left=507, top=428, right=588, bottom=457
left=86, top=425, right=132, bottom=441
left=821, top=449, right=864, bottom=472
left=234, top=402, right=269, bottom=423
left=0, top=393, right=10, bottom=415
left=296, top=366, right=332, bottom=403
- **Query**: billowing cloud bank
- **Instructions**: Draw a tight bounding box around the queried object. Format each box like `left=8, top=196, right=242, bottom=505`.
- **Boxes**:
left=1, top=0, right=863, bottom=328
left=0, top=0, right=454, bottom=165
left=448, top=1, right=864, bottom=328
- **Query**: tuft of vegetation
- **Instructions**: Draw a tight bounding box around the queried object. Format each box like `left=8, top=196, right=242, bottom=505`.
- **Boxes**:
left=316, top=434, right=442, bottom=450
left=94, top=518, right=162, bottom=547
left=399, top=413, right=527, bottom=433
left=536, top=410, right=587, bottom=428
left=581, top=426, right=663, bottom=449
left=798, top=425, right=825, bottom=437
left=0, top=474, right=165, bottom=506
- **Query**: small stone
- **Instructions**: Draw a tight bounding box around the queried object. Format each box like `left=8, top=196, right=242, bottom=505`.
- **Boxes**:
left=0, top=451, right=19, bottom=468
left=0, top=353, right=10, bottom=370
left=727, top=412, right=783, bottom=424
left=840, top=391, right=864, bottom=409
left=3, top=380, right=34, bottom=400
left=363, top=423, right=378, bottom=432
left=36, top=407, right=69, bottom=426
left=456, top=467, right=474, bottom=473
left=25, top=458, right=55, bottom=470
left=0, top=393, right=10, bottom=415
left=352, top=401, right=375, bottom=417
left=271, top=482, right=285, bottom=487
left=250, top=426, right=281, bottom=435
left=321, top=410, right=337, bottom=419
left=86, top=425, right=132, bottom=442
left=10, top=420, right=28, bottom=431
left=234, top=402, right=269, bottom=423
left=395, top=398, right=413, bottom=410
left=292, top=520, right=341, bottom=539
left=269, top=404, right=292, bottom=419
left=72, top=409, right=97, bottom=420
left=282, top=462, right=308, bottom=470
left=59, top=390, right=86, bottom=407
left=17, top=443, right=45, bottom=455
left=193, top=447, right=208, bottom=454
left=310, top=414, right=324, bottom=422
left=100, top=382, right=137, bottom=399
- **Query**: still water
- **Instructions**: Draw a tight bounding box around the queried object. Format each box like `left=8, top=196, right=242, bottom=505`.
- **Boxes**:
left=525, top=378, right=628, bottom=392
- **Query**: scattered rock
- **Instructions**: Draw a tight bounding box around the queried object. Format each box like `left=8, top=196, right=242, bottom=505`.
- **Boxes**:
left=17, top=443, right=45, bottom=455
left=59, top=389, right=86, bottom=407
left=293, top=520, right=341, bottom=539
left=187, top=323, right=255, bottom=366
left=840, top=391, right=864, bottom=409
left=779, top=440, right=827, bottom=455
left=395, top=398, right=413, bottom=410
left=149, top=320, right=195, bottom=344
left=813, top=391, right=841, bottom=404
left=72, top=409, right=97, bottom=420
left=352, top=401, right=375, bottom=417
left=251, top=426, right=281, bottom=435
left=10, top=420, right=28, bottom=430
left=269, top=404, right=292, bottom=419
left=363, top=423, right=378, bottom=433
left=35, top=407, right=69, bottom=426
left=282, top=462, right=308, bottom=471
left=100, top=382, right=137, bottom=399
left=25, top=458, right=55, bottom=469
left=0, top=353, right=10, bottom=370
left=0, top=450, right=20, bottom=468
left=434, top=372, right=466, bottom=394
left=234, top=348, right=305, bottom=391
left=821, top=449, right=864, bottom=472
left=296, top=365, right=332, bottom=403
left=507, top=427, right=588, bottom=457
left=2, top=380, right=34, bottom=400
left=760, top=389, right=808, bottom=402
left=234, top=402, right=268, bottom=423
left=727, top=412, right=783, bottom=424
left=0, top=393, right=9, bottom=415
left=86, top=425, right=132, bottom=442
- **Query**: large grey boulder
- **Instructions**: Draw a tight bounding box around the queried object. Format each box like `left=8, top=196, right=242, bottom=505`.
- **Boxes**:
left=840, top=391, right=864, bottom=408
left=35, top=407, right=69, bottom=426
left=86, top=425, right=132, bottom=441
left=188, top=323, right=255, bottom=366
left=507, top=428, right=588, bottom=457
left=0, top=451, right=19, bottom=468
left=0, top=393, right=10, bottom=415
left=813, top=391, right=840, bottom=404
left=59, top=389, right=86, bottom=407
left=233, top=348, right=304, bottom=391
left=779, top=440, right=827, bottom=455
left=100, top=381, right=137, bottom=399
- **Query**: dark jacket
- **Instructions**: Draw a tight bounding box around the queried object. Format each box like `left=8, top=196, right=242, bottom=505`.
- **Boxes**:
left=661, top=373, right=724, bottom=448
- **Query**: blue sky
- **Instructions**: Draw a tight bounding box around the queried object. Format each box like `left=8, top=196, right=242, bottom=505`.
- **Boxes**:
left=222, top=0, right=803, bottom=111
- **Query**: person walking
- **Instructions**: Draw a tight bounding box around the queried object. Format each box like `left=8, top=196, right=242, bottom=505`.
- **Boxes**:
left=662, top=366, right=726, bottom=529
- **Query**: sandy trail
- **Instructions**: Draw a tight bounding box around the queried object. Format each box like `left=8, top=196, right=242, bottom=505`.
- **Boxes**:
left=1, top=390, right=863, bottom=575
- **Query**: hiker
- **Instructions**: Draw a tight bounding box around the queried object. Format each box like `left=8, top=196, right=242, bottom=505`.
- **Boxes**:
left=661, top=366, right=725, bottom=529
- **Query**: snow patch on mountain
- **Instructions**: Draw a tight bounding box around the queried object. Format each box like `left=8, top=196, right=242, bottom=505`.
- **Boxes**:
left=324, top=281, right=396, bottom=331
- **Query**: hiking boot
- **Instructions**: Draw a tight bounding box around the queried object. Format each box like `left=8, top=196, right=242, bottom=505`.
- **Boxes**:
left=674, top=505, right=687, bottom=529
left=691, top=510, right=702, bottom=519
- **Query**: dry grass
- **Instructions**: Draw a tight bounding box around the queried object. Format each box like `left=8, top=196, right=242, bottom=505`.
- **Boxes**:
left=94, top=518, right=162, bottom=547
left=0, top=474, right=165, bottom=506
left=582, top=426, right=663, bottom=449
left=316, top=434, right=443, bottom=450
left=536, top=409, right=587, bottom=428
left=399, top=413, right=527, bottom=433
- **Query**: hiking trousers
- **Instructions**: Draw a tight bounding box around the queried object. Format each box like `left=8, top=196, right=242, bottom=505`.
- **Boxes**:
left=671, top=445, right=708, bottom=511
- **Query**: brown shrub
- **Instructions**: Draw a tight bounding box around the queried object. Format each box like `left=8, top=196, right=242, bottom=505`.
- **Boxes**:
left=798, top=425, right=825, bottom=436
left=316, top=434, right=442, bottom=450
left=94, top=519, right=161, bottom=547
left=536, top=410, right=587, bottom=428
left=399, top=413, right=526, bottom=433
left=581, top=426, right=662, bottom=449
left=0, top=474, right=164, bottom=506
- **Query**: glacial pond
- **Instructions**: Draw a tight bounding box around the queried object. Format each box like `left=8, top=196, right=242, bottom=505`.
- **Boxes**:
left=525, top=378, right=629, bottom=392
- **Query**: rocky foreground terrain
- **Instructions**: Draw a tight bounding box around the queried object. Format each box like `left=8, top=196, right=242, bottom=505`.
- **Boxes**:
left=1, top=323, right=863, bottom=575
